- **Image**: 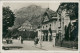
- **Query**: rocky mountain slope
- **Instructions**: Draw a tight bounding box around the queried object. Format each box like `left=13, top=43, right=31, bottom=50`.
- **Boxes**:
left=13, top=5, right=55, bottom=29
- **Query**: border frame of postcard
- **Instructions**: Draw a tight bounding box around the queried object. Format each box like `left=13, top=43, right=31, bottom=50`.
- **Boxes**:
left=0, top=0, right=80, bottom=53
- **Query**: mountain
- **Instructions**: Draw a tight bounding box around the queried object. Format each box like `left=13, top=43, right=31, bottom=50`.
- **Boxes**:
left=13, top=5, right=56, bottom=29
left=13, top=5, right=46, bottom=29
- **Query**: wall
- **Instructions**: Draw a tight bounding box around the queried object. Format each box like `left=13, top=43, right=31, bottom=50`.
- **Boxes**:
left=42, top=20, right=57, bottom=32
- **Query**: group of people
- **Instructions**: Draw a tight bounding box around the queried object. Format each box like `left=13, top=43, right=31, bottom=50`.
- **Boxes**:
left=19, top=35, right=42, bottom=48
left=19, top=29, right=54, bottom=49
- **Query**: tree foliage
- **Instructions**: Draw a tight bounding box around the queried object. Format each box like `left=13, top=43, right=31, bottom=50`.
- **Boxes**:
left=70, top=20, right=78, bottom=41
left=57, top=3, right=78, bottom=20
left=65, top=23, right=71, bottom=41
left=3, top=6, right=16, bottom=37
left=57, top=3, right=78, bottom=41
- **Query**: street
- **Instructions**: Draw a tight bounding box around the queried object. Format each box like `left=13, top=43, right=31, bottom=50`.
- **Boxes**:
left=2, top=39, right=77, bottom=51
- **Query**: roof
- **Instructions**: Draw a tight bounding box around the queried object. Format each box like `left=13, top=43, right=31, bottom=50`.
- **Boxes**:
left=18, top=21, right=32, bottom=31
left=42, top=8, right=57, bottom=24
left=43, top=8, right=57, bottom=19
left=22, top=21, right=32, bottom=26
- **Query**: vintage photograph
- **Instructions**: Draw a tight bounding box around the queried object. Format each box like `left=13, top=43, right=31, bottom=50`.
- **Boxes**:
left=2, top=1, right=78, bottom=51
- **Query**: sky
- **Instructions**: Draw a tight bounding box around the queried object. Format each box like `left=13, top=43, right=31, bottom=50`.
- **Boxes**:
left=3, top=2, right=60, bottom=12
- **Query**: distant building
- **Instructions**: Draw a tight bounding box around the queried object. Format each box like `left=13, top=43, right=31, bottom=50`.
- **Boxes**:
left=18, top=21, right=32, bottom=31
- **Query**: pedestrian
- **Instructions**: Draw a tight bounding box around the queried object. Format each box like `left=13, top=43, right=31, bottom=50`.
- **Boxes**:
left=48, top=31, right=51, bottom=41
left=19, top=36, right=21, bottom=40
left=21, top=37, right=23, bottom=44
left=39, top=38, right=42, bottom=49
left=41, top=32, right=44, bottom=41
left=34, top=36, right=39, bottom=47
left=52, top=33, right=56, bottom=47
left=39, top=30, right=43, bottom=49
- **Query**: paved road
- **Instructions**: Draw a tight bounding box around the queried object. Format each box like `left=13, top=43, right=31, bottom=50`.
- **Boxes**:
left=3, top=39, right=77, bottom=51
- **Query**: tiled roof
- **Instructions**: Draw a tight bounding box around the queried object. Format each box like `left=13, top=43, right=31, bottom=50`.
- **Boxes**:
left=42, top=8, right=57, bottom=24
left=44, top=8, right=57, bottom=19
left=22, top=21, right=32, bottom=26
left=18, top=21, right=32, bottom=31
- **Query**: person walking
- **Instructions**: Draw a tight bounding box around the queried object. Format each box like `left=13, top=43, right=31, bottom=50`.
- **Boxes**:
left=48, top=32, right=51, bottom=41
left=39, top=38, right=42, bottom=49
left=38, top=30, right=42, bottom=49
left=34, top=36, right=39, bottom=47
left=41, top=32, right=44, bottom=41
left=21, top=37, right=23, bottom=44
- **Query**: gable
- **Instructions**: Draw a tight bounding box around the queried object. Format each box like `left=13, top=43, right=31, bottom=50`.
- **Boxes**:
left=43, top=15, right=49, bottom=22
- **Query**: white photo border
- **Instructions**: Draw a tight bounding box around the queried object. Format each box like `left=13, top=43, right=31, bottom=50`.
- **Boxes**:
left=0, top=0, right=79, bottom=53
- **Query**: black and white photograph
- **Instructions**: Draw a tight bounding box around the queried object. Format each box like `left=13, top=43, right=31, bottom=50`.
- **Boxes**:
left=2, top=1, right=78, bottom=51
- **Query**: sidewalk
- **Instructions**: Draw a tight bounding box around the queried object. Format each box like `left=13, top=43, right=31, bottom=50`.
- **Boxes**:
left=33, top=41, right=77, bottom=51
left=2, top=39, right=78, bottom=51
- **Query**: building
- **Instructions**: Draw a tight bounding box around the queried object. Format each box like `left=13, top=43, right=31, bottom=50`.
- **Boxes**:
left=18, top=21, right=32, bottom=31
left=37, top=8, right=71, bottom=46
left=37, top=4, right=78, bottom=47
left=41, top=8, right=58, bottom=41
left=37, top=8, right=61, bottom=46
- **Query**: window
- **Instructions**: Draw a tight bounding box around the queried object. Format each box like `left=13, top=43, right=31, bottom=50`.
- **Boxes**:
left=43, top=26, right=44, bottom=29
left=50, top=24, right=51, bottom=26
left=46, top=25, right=47, bottom=27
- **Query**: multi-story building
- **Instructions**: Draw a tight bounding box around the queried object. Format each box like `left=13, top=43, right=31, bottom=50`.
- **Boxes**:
left=41, top=8, right=58, bottom=41
left=37, top=8, right=60, bottom=46
left=37, top=8, right=71, bottom=46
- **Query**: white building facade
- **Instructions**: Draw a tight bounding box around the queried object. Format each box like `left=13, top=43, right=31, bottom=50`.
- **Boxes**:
left=38, top=8, right=60, bottom=46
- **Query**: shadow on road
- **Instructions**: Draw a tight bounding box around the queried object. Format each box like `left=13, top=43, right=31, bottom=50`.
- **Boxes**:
left=2, top=46, right=23, bottom=50
left=32, top=46, right=47, bottom=51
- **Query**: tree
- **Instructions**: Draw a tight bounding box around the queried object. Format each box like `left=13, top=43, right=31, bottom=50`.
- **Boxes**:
left=3, top=6, right=16, bottom=37
left=57, top=3, right=78, bottom=20
left=70, top=20, right=78, bottom=41
left=65, top=26, right=68, bottom=40
left=57, top=3, right=78, bottom=41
